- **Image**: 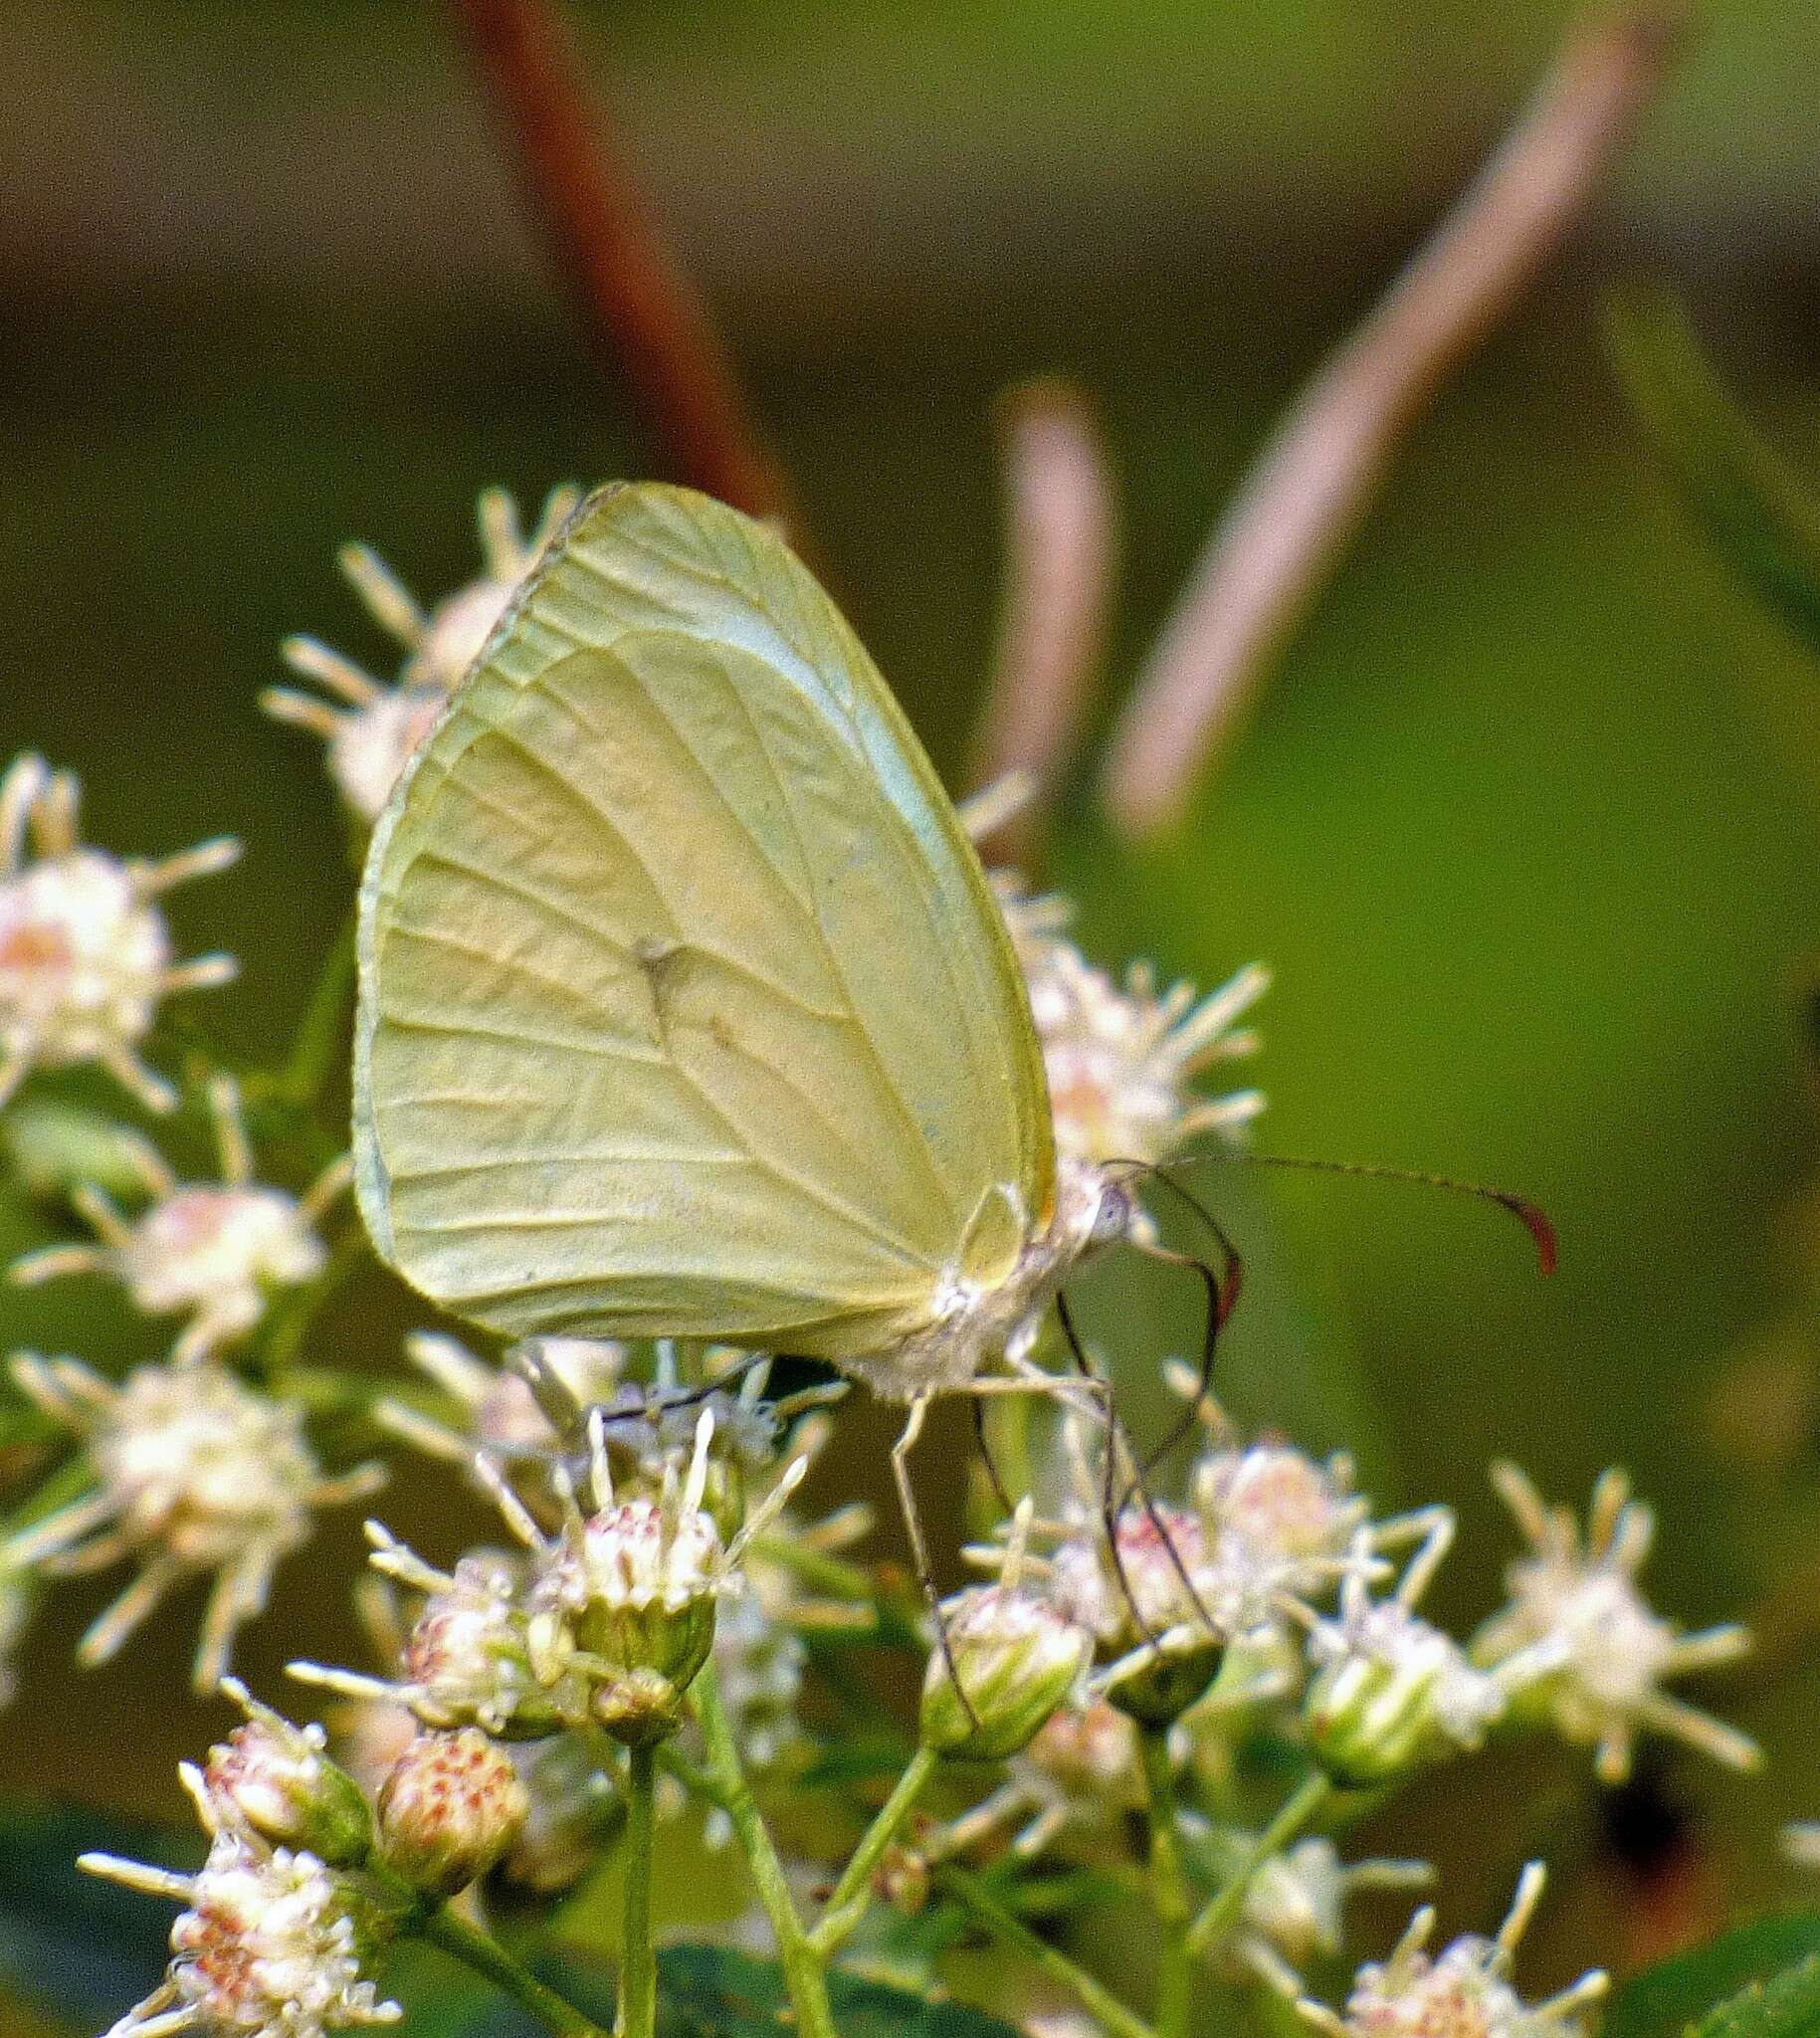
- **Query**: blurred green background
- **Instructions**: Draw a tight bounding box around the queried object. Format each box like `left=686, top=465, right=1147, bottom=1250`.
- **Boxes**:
left=5, top=0, right=1820, bottom=2012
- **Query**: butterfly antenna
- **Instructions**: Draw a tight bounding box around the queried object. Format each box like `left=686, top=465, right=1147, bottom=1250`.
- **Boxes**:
left=1165, top=1148, right=1557, bottom=1278
left=643, top=1349, right=775, bottom=1416
left=1130, top=1235, right=1232, bottom=1488
left=1109, top=1158, right=1246, bottom=1317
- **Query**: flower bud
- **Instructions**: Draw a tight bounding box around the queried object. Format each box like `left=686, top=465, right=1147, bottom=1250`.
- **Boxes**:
left=199, top=1682, right=373, bottom=1866
left=377, top=1730, right=529, bottom=1897
left=920, top=1586, right=1091, bottom=1762
left=1304, top=1602, right=1501, bottom=1788
left=560, top=1500, right=720, bottom=1745
left=405, top=1555, right=568, bottom=1740
left=1104, top=1634, right=1227, bottom=1730
left=1054, top=1505, right=1226, bottom=1728
left=533, top=1414, right=757, bottom=1747
left=2, top=1100, right=157, bottom=1203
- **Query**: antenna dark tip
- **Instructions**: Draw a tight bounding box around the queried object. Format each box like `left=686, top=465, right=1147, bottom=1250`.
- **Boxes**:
left=1504, top=1194, right=1558, bottom=1277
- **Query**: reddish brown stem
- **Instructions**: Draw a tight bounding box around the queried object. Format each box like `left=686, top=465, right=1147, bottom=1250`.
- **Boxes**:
left=968, top=379, right=1119, bottom=868
left=444, top=0, right=801, bottom=532
left=1102, top=5, right=1689, bottom=838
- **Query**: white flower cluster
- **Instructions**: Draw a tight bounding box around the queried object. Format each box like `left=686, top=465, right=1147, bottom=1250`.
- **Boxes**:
left=88, top=1829, right=400, bottom=2038
left=0, top=755, right=237, bottom=1113
left=264, top=487, right=578, bottom=822
left=11, top=1076, right=348, bottom=1365
left=1298, top=1865, right=1608, bottom=2038
left=80, top=1679, right=536, bottom=2038
left=0, top=735, right=390, bottom=1690
left=297, top=1365, right=810, bottom=1750
left=1471, top=1461, right=1756, bottom=1783
left=82, top=1691, right=399, bottom=2038
left=917, top=1378, right=1757, bottom=1994
left=372, top=1337, right=848, bottom=1786
left=964, top=780, right=1268, bottom=1166
left=4, top=1356, right=382, bottom=1690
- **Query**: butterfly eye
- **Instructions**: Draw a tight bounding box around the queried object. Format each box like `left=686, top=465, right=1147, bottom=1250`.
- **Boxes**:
left=1089, top=1180, right=1135, bottom=1250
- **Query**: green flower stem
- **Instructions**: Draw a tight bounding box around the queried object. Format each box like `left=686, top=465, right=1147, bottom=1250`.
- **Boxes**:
left=690, top=1663, right=838, bottom=2038
left=278, top=905, right=358, bottom=1113
left=620, top=1742, right=659, bottom=2038
left=420, top=1902, right=609, bottom=2038
left=1, top=1453, right=93, bottom=1540
left=808, top=1742, right=938, bottom=1956
left=1139, top=1729, right=1195, bottom=2038
left=933, top=1865, right=1158, bottom=2038
left=1184, top=1770, right=1332, bottom=1961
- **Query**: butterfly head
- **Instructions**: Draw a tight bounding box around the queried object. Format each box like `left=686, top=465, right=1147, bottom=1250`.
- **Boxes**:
left=838, top=1157, right=1132, bottom=1402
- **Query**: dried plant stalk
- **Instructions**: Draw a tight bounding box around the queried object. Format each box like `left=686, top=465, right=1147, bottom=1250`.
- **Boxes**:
left=969, top=380, right=1119, bottom=867
left=444, top=0, right=801, bottom=533
left=1102, top=6, right=1689, bottom=838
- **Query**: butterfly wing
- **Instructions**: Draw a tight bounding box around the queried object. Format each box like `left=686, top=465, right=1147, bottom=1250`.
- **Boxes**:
left=353, top=483, right=1055, bottom=1354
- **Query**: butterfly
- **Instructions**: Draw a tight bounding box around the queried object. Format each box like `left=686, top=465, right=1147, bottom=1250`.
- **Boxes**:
left=352, top=481, right=1137, bottom=1558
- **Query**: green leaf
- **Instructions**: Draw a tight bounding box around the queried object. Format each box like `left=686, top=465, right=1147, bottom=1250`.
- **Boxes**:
left=1696, top=1954, right=1820, bottom=2038
left=1605, top=286, right=1820, bottom=658
left=1604, top=1918, right=1820, bottom=2038
left=390, top=1940, right=616, bottom=2038
left=655, top=1943, right=1023, bottom=2038
left=796, top=1739, right=918, bottom=1791
left=0, top=1802, right=199, bottom=2033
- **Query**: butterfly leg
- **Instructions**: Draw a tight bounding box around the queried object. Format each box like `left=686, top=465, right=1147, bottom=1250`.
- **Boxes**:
left=891, top=1392, right=983, bottom=1731
left=1052, top=1291, right=1220, bottom=1647
left=965, top=1365, right=1207, bottom=1643
left=971, top=1397, right=1015, bottom=1515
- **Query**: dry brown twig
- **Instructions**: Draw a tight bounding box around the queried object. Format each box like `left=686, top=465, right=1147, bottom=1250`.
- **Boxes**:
left=1101, top=4, right=1691, bottom=840
left=968, top=379, right=1120, bottom=867
left=443, top=0, right=802, bottom=535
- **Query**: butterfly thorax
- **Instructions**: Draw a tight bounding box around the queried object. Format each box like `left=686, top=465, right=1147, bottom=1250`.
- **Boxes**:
left=836, top=1156, right=1131, bottom=1402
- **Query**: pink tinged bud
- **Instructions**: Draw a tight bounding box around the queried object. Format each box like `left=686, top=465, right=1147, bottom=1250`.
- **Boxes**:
left=1055, top=1505, right=1226, bottom=1728
left=920, top=1587, right=1092, bottom=1762
left=402, top=1558, right=563, bottom=1740
left=548, top=1420, right=734, bottom=1743
left=567, top=1501, right=719, bottom=1744
left=377, top=1731, right=529, bottom=1897
left=201, top=1683, right=372, bottom=1866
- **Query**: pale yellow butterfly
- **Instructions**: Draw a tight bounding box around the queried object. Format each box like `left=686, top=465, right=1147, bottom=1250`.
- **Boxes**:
left=352, top=484, right=1132, bottom=1525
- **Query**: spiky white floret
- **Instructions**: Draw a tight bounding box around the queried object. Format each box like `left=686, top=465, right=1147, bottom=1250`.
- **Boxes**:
left=0, top=755, right=237, bottom=1112
left=264, top=487, right=579, bottom=822
left=11, top=1077, right=346, bottom=1363
left=1473, top=1463, right=1757, bottom=1783
left=5, top=1356, right=380, bottom=1689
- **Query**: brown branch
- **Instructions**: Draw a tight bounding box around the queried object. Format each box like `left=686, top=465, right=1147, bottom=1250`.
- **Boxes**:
left=967, top=378, right=1118, bottom=867
left=444, top=0, right=802, bottom=533
left=1101, top=4, right=1690, bottom=839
